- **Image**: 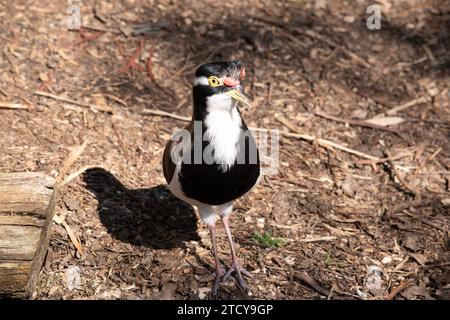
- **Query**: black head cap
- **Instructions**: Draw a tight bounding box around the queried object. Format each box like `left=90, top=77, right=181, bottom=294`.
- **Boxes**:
left=195, top=61, right=243, bottom=78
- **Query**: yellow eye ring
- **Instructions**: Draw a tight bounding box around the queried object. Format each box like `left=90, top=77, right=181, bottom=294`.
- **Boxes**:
left=208, top=76, right=221, bottom=87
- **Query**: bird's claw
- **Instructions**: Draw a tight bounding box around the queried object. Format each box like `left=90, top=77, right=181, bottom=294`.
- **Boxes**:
left=222, top=262, right=252, bottom=291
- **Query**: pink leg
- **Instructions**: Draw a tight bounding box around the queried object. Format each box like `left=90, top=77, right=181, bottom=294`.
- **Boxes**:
left=207, top=224, right=225, bottom=295
left=220, top=215, right=252, bottom=291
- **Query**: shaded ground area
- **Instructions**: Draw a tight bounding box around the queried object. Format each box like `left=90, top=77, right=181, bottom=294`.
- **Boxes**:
left=0, top=0, right=449, bottom=299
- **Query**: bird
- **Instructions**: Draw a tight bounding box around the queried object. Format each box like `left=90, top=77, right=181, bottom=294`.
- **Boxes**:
left=162, top=61, right=260, bottom=294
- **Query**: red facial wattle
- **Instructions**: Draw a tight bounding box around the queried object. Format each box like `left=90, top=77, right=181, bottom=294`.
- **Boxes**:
left=223, top=77, right=240, bottom=87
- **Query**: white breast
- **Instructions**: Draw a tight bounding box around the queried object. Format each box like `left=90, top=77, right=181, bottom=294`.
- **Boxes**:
left=204, top=93, right=242, bottom=172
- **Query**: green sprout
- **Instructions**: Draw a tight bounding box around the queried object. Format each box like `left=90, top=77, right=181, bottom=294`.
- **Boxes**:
left=252, top=231, right=287, bottom=248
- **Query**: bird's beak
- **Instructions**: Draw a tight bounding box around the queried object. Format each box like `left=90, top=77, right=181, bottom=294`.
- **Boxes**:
left=226, top=89, right=250, bottom=107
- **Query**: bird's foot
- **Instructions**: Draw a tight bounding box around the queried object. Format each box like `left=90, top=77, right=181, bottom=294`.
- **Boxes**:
left=211, top=265, right=226, bottom=296
left=223, top=261, right=252, bottom=291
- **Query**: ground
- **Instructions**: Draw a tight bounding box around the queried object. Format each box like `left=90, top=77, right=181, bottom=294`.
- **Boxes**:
left=0, top=0, right=449, bottom=300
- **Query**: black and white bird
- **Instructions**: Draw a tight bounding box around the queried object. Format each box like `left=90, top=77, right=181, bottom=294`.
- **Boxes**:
left=162, top=61, right=260, bottom=294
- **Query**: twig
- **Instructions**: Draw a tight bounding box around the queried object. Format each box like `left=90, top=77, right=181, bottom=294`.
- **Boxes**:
left=356, top=152, right=412, bottom=165
left=112, top=123, right=130, bottom=162
left=35, top=90, right=113, bottom=113
left=385, top=280, right=411, bottom=300
left=0, top=102, right=28, bottom=110
left=117, top=39, right=144, bottom=74
left=294, top=271, right=329, bottom=296
left=315, top=111, right=402, bottom=134
left=383, top=149, right=418, bottom=196
left=298, top=236, right=337, bottom=243
left=273, top=114, right=380, bottom=161
left=55, top=140, right=89, bottom=187
left=146, top=46, right=172, bottom=96
left=53, top=215, right=84, bottom=256
left=58, top=165, right=104, bottom=188
left=70, top=27, right=105, bottom=47
left=142, top=108, right=190, bottom=121
left=384, top=97, right=429, bottom=116
left=327, top=283, right=337, bottom=300
left=403, top=210, right=448, bottom=232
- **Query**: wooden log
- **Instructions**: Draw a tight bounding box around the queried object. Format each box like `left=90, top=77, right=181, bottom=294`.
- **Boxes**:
left=0, top=172, right=56, bottom=298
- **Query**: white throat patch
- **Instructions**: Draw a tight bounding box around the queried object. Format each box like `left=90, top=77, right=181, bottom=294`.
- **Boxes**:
left=204, top=93, right=242, bottom=172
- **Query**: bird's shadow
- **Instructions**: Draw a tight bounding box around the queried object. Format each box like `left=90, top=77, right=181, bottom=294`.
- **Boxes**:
left=82, top=168, right=199, bottom=249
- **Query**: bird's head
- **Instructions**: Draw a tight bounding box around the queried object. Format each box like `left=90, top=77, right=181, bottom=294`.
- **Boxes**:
left=192, top=61, right=248, bottom=114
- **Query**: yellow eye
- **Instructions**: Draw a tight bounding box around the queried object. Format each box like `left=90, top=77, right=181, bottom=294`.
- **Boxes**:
left=208, top=76, right=221, bottom=87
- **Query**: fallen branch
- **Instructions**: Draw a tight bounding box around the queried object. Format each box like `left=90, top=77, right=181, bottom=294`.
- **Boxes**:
left=315, top=111, right=402, bottom=134
left=35, top=90, right=113, bottom=113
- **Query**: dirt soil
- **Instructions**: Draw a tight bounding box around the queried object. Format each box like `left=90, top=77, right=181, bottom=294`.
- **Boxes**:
left=0, top=0, right=449, bottom=300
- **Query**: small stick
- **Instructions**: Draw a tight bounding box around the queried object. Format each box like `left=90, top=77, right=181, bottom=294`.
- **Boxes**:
left=294, top=271, right=329, bottom=296
left=55, top=140, right=89, bottom=187
left=327, top=283, right=337, bottom=300
left=142, top=108, right=190, bottom=121
left=356, top=152, right=412, bottom=165
left=117, top=39, right=144, bottom=74
left=315, top=111, right=402, bottom=134
left=298, top=236, right=337, bottom=243
left=383, top=149, right=418, bottom=196
left=384, top=97, right=428, bottom=116
left=35, top=90, right=113, bottom=113
left=0, top=102, right=28, bottom=110
left=273, top=114, right=380, bottom=160
left=403, top=210, right=448, bottom=232
left=146, top=46, right=172, bottom=95
left=385, top=280, right=411, bottom=300
left=53, top=215, right=84, bottom=256
left=58, top=165, right=103, bottom=188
